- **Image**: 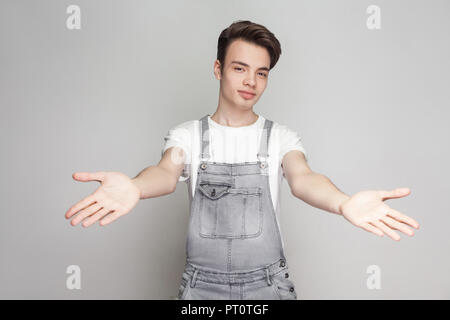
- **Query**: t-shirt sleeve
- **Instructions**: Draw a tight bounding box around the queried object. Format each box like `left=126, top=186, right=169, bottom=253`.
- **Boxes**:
left=278, top=125, right=308, bottom=163
left=161, top=123, right=192, bottom=182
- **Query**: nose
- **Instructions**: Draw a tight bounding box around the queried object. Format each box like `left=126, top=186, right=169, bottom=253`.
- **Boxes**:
left=244, top=75, right=257, bottom=87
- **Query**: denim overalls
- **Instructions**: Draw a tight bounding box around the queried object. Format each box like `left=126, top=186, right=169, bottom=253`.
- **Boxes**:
left=176, top=114, right=298, bottom=300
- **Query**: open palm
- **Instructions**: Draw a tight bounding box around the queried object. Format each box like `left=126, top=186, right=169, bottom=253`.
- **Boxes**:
left=340, top=188, right=420, bottom=241
left=65, top=171, right=140, bottom=227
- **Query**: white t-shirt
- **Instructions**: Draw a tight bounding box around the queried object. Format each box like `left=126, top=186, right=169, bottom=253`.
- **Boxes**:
left=161, top=114, right=308, bottom=248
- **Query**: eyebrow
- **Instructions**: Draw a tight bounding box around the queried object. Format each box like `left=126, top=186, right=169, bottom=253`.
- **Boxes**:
left=230, top=60, right=270, bottom=72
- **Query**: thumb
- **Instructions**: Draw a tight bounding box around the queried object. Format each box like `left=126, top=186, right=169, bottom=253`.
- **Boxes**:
left=72, top=171, right=106, bottom=183
left=379, top=187, right=411, bottom=200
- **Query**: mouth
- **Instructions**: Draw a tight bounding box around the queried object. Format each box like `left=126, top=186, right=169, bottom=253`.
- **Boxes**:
left=238, top=90, right=256, bottom=100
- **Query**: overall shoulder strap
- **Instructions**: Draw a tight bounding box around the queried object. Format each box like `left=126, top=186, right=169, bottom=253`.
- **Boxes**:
left=257, top=119, right=274, bottom=161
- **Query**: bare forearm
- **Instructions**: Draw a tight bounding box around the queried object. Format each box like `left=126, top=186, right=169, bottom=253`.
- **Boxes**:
left=131, top=166, right=176, bottom=200
left=290, top=172, right=350, bottom=215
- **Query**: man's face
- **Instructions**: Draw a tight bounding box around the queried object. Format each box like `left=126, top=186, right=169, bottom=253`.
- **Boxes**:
left=214, top=39, right=271, bottom=111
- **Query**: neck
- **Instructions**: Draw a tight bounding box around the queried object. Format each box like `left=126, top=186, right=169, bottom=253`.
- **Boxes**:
left=210, top=108, right=258, bottom=128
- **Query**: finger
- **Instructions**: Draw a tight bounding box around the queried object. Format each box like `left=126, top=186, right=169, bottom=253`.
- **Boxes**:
left=70, top=203, right=102, bottom=226
left=371, top=220, right=401, bottom=241
left=99, top=211, right=121, bottom=226
left=72, top=171, right=106, bottom=183
left=82, top=207, right=113, bottom=227
left=66, top=195, right=97, bottom=219
left=378, top=187, right=411, bottom=201
left=359, top=222, right=384, bottom=237
left=386, top=208, right=420, bottom=229
left=380, top=215, right=414, bottom=236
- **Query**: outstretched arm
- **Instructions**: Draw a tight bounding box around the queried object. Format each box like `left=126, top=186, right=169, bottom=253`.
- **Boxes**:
left=281, top=150, right=420, bottom=241
left=65, top=146, right=185, bottom=227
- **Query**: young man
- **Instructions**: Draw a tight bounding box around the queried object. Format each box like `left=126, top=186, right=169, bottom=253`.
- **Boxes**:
left=65, top=20, right=420, bottom=300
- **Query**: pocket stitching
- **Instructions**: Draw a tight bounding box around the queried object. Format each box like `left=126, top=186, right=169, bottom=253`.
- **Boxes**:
left=198, top=184, right=231, bottom=200
left=272, top=282, right=283, bottom=299
left=199, top=186, right=263, bottom=239
left=178, top=274, right=192, bottom=300
left=180, top=282, right=191, bottom=300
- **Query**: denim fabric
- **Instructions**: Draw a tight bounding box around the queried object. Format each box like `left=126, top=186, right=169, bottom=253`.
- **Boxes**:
left=176, top=114, right=298, bottom=300
left=176, top=259, right=297, bottom=300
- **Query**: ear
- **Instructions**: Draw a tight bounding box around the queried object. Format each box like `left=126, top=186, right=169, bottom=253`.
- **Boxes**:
left=213, top=60, right=222, bottom=80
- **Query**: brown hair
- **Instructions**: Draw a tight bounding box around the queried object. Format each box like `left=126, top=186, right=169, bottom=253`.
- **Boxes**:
left=217, top=20, right=282, bottom=74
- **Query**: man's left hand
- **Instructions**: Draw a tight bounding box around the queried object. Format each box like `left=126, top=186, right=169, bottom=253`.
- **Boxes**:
left=339, top=188, right=420, bottom=241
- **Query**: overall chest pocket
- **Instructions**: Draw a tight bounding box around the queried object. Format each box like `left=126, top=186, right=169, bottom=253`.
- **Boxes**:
left=197, top=180, right=263, bottom=239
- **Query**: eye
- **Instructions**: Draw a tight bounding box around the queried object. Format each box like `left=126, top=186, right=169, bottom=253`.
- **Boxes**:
left=234, top=67, right=267, bottom=78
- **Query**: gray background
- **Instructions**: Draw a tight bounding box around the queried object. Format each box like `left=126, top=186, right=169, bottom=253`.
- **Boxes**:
left=1, top=0, right=448, bottom=299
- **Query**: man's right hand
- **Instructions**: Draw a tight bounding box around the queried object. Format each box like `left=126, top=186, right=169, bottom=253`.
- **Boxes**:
left=65, top=171, right=141, bottom=227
